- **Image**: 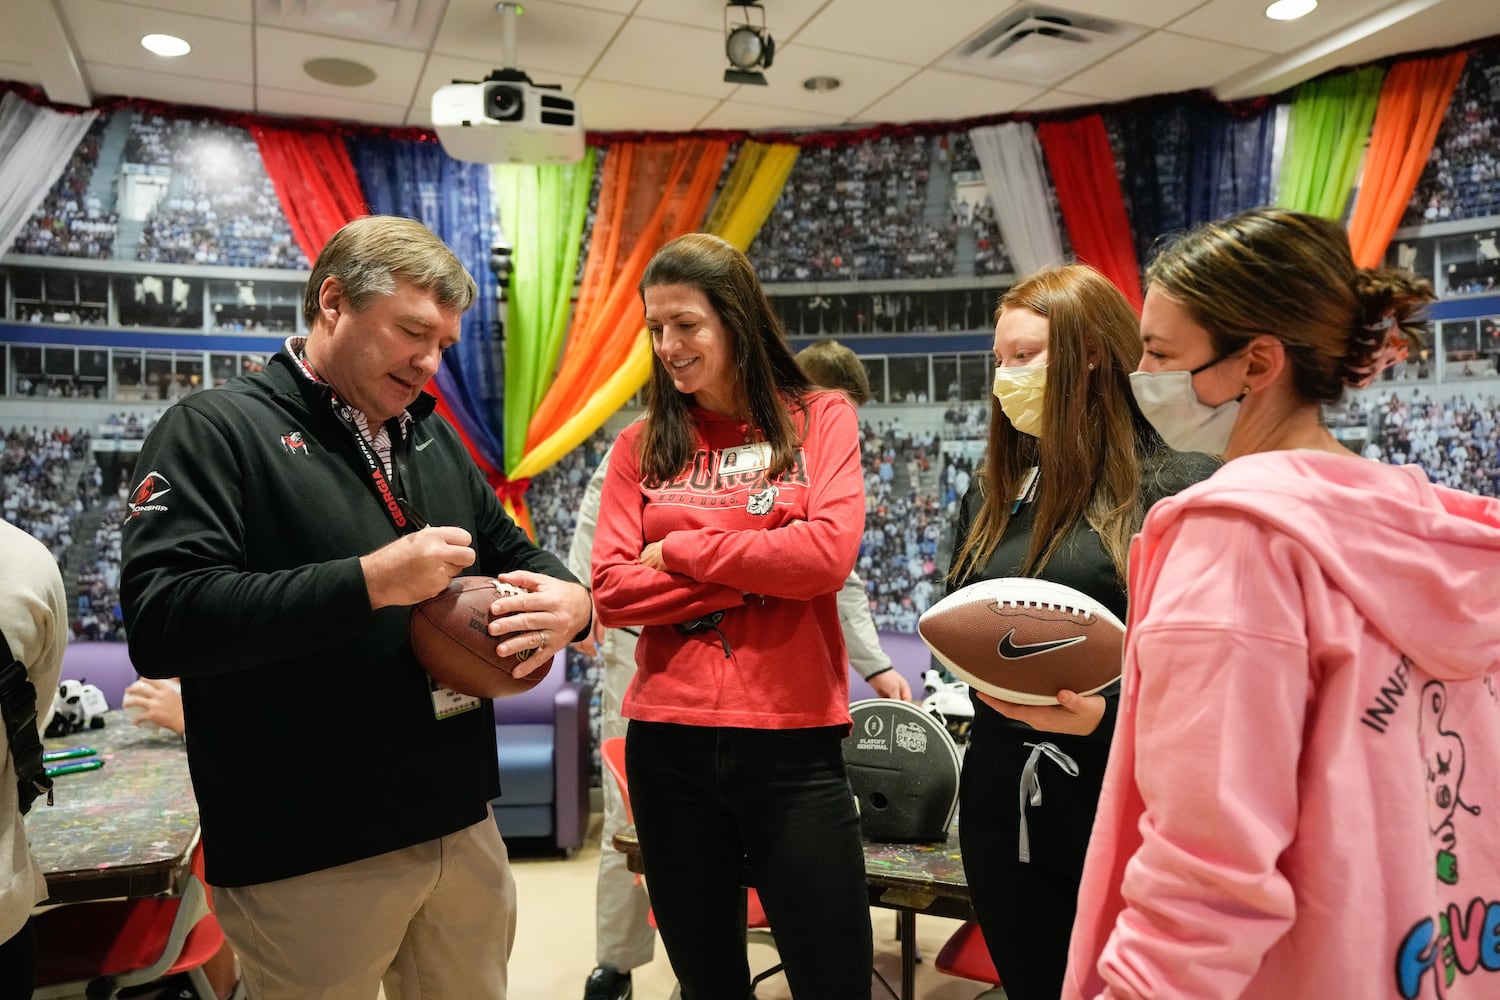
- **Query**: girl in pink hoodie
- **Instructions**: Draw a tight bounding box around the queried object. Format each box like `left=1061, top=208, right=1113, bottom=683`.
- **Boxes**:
left=1059, top=208, right=1500, bottom=1000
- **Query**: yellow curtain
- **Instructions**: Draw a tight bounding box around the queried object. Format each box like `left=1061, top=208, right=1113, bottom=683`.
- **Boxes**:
left=704, top=141, right=800, bottom=249
left=508, top=140, right=800, bottom=481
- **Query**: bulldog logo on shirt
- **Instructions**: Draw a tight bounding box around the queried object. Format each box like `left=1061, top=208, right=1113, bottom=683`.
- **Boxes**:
left=280, top=430, right=310, bottom=456
left=746, top=485, right=778, bottom=516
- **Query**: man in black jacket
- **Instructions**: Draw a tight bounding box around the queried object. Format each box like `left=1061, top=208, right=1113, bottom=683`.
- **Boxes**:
left=122, top=215, right=591, bottom=1000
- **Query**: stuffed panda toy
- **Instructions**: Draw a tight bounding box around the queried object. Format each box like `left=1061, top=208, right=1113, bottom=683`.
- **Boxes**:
left=45, top=679, right=109, bottom=737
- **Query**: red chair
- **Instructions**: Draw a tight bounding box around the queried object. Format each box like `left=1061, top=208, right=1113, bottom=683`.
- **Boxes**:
left=600, top=737, right=779, bottom=997
left=32, top=836, right=243, bottom=1000
left=934, top=918, right=1006, bottom=998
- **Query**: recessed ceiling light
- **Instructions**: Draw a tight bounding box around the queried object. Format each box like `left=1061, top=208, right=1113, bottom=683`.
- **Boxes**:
left=803, top=76, right=841, bottom=93
left=141, top=33, right=191, bottom=58
left=303, top=57, right=377, bottom=88
left=1265, top=0, right=1317, bottom=20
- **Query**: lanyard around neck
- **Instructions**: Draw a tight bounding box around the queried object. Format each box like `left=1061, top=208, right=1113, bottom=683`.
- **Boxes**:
left=328, top=394, right=419, bottom=535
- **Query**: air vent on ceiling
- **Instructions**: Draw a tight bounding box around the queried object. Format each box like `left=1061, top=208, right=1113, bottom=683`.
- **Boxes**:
left=940, top=5, right=1146, bottom=87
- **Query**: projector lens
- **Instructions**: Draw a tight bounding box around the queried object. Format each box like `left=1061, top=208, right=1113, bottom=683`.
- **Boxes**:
left=485, top=84, right=525, bottom=122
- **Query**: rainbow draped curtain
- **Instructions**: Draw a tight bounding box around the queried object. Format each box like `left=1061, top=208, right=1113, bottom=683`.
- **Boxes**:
left=492, top=151, right=598, bottom=479
left=509, top=138, right=729, bottom=480
left=1276, top=66, right=1385, bottom=218
left=251, top=127, right=517, bottom=491
left=1346, top=52, right=1467, bottom=267
left=507, top=139, right=797, bottom=484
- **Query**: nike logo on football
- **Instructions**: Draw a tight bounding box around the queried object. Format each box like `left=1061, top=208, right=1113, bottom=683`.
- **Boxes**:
left=997, top=630, right=1086, bottom=659
left=414, top=437, right=434, bottom=451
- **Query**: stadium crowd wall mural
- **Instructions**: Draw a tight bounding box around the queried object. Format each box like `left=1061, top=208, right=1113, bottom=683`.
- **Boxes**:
left=3, top=37, right=1500, bottom=665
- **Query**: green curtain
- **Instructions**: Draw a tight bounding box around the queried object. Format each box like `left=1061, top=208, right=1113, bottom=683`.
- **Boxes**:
left=492, top=149, right=598, bottom=474
left=1276, top=66, right=1385, bottom=218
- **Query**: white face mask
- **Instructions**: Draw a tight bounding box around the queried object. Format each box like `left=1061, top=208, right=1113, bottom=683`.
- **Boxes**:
left=992, top=363, right=1047, bottom=438
left=1129, top=368, right=1240, bottom=455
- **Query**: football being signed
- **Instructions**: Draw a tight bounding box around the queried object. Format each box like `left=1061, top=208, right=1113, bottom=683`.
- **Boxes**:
left=917, top=578, right=1124, bottom=706
left=409, top=577, right=551, bottom=699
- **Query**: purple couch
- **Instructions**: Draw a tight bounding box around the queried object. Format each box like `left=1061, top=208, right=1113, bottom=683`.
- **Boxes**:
left=57, top=642, right=590, bottom=854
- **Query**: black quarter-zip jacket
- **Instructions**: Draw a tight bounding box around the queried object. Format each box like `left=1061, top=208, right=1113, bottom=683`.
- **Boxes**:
left=122, top=352, right=578, bottom=887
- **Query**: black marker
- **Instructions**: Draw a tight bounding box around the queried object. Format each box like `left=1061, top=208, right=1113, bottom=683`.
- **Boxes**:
left=397, top=497, right=429, bottom=530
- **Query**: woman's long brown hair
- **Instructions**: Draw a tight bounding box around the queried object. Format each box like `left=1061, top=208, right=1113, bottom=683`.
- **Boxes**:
left=636, top=233, right=812, bottom=486
left=950, top=264, right=1157, bottom=586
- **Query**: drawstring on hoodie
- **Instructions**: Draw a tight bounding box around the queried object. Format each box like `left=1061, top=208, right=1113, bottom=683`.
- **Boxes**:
left=1018, top=741, right=1079, bottom=863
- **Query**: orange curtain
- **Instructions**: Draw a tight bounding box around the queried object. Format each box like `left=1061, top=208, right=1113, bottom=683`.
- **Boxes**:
left=523, top=138, right=731, bottom=451
left=1347, top=52, right=1467, bottom=268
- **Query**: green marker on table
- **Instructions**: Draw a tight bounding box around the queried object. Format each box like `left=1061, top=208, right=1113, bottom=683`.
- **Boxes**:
left=45, top=759, right=104, bottom=778
left=42, top=747, right=97, bottom=763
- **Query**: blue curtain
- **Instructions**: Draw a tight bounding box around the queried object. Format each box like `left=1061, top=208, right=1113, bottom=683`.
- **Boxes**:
left=346, top=136, right=506, bottom=469
left=1108, top=102, right=1275, bottom=264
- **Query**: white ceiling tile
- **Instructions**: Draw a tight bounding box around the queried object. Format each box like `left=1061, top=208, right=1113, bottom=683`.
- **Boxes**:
left=1061, top=30, right=1269, bottom=101
left=793, top=0, right=1008, bottom=67
left=431, top=0, right=624, bottom=78
left=696, top=100, right=845, bottom=131
left=1035, top=0, right=1206, bottom=31
left=589, top=18, right=736, bottom=100
left=0, top=0, right=1489, bottom=138
left=122, top=0, right=252, bottom=21
left=253, top=27, right=428, bottom=107
left=859, top=69, right=1043, bottom=126
left=550, top=0, right=637, bottom=15
left=59, top=0, right=255, bottom=83
left=0, top=62, right=42, bottom=87
left=255, top=85, right=412, bottom=127
left=633, top=0, right=826, bottom=35
left=0, top=23, right=33, bottom=65
left=731, top=43, right=922, bottom=119
left=572, top=79, right=721, bottom=133
left=87, top=64, right=255, bottom=111
left=1016, top=88, right=1107, bottom=113
left=1170, top=0, right=1380, bottom=55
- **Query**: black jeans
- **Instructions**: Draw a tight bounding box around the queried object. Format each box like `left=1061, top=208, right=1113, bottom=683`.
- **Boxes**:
left=626, top=720, right=872, bottom=1000
left=0, top=915, right=36, bottom=998
left=959, top=714, right=1111, bottom=1000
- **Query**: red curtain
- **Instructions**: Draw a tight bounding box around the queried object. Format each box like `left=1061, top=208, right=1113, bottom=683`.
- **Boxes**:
left=249, top=125, right=368, bottom=262
left=1038, top=115, right=1143, bottom=310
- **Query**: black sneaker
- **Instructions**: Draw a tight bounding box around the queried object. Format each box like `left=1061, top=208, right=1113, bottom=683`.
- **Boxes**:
left=583, top=964, right=632, bottom=1000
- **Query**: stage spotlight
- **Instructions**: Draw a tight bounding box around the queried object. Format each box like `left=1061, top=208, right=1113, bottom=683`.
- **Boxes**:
left=724, top=1, right=774, bottom=86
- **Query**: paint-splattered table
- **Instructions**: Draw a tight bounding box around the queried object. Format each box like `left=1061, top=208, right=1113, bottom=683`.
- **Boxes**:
left=30, top=715, right=198, bottom=904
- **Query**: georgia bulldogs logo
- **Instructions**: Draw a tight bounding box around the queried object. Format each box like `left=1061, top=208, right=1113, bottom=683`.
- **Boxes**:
left=281, top=430, right=309, bottom=455
left=128, top=471, right=171, bottom=517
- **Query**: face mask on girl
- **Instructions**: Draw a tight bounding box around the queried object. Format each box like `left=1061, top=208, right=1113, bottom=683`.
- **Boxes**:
left=992, top=363, right=1047, bottom=438
left=1128, top=355, right=1242, bottom=455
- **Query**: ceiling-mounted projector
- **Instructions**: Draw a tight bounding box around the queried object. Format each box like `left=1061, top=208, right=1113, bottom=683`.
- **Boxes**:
left=432, top=68, right=584, bottom=164
left=431, top=2, right=584, bottom=165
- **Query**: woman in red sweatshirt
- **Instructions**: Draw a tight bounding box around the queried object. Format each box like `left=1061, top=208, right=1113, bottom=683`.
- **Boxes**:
left=591, top=233, right=873, bottom=999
